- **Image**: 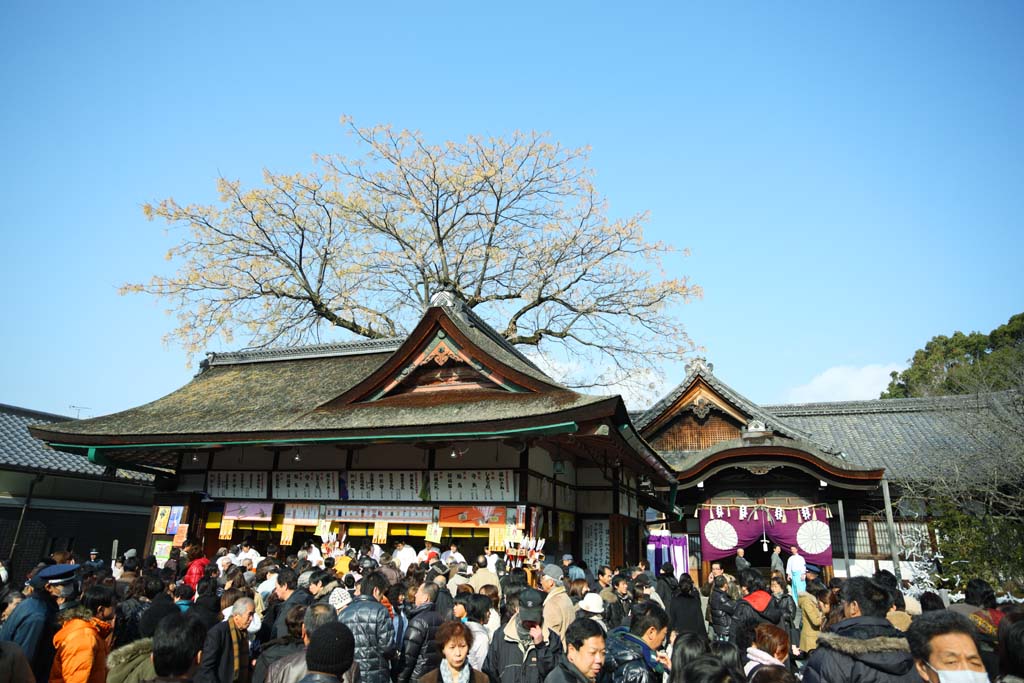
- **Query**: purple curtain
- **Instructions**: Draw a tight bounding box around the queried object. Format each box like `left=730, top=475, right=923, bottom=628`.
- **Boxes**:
left=648, top=533, right=689, bottom=577
left=699, top=507, right=833, bottom=566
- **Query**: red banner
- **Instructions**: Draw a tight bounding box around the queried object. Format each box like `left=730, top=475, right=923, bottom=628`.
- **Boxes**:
left=439, top=506, right=507, bottom=528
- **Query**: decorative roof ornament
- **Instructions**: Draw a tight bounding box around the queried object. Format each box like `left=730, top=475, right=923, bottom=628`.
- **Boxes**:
left=429, top=288, right=470, bottom=323
left=685, top=356, right=713, bottom=375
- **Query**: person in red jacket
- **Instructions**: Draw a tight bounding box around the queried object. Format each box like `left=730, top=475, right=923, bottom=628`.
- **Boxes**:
left=184, top=544, right=211, bottom=590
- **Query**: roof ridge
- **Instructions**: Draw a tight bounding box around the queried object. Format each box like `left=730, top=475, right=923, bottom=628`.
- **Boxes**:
left=203, top=337, right=406, bottom=367
left=0, top=403, right=72, bottom=422
left=765, top=392, right=1006, bottom=416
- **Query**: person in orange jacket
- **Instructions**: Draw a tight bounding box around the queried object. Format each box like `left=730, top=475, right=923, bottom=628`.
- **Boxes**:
left=50, top=584, right=116, bottom=683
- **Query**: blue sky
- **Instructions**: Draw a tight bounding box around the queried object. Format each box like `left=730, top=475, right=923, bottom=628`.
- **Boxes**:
left=2, top=1, right=1022, bottom=418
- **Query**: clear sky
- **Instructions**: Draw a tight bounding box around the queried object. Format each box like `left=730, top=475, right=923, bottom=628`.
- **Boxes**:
left=2, top=1, right=1022, bottom=418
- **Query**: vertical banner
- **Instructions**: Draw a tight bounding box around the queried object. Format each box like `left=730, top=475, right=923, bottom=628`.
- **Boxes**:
left=218, top=517, right=234, bottom=540
left=172, top=524, right=189, bottom=548
left=152, top=506, right=171, bottom=534
left=280, top=524, right=295, bottom=546
left=372, top=521, right=389, bottom=544
left=425, top=523, right=443, bottom=544
left=315, top=518, right=331, bottom=539
left=153, top=540, right=173, bottom=568
left=165, top=506, right=184, bottom=535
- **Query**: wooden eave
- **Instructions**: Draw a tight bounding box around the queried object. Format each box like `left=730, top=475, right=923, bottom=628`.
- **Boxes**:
left=641, top=378, right=748, bottom=438
left=674, top=444, right=885, bottom=490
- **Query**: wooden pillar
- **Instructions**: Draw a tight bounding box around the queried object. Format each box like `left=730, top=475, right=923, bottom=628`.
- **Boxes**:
left=837, top=498, right=852, bottom=577
left=881, top=478, right=901, bottom=581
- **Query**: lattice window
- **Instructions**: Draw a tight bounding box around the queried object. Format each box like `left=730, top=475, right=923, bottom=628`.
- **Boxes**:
left=651, top=413, right=741, bottom=452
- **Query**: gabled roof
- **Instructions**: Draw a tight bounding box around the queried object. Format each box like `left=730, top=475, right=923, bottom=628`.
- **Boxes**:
left=764, top=393, right=1016, bottom=480
left=635, top=358, right=883, bottom=485
left=30, top=295, right=677, bottom=483
left=637, top=358, right=834, bottom=451
left=0, top=404, right=152, bottom=482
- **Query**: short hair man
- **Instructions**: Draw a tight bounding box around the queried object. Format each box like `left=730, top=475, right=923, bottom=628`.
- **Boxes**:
left=545, top=618, right=606, bottom=683
left=152, top=611, right=206, bottom=680
left=339, top=572, right=395, bottom=683
left=605, top=603, right=670, bottom=683
left=604, top=574, right=634, bottom=630
left=802, top=577, right=919, bottom=683
left=906, top=611, right=988, bottom=683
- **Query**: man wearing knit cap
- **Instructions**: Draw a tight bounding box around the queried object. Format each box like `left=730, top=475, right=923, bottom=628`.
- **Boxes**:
left=540, top=564, right=575, bottom=646
left=299, top=621, right=355, bottom=683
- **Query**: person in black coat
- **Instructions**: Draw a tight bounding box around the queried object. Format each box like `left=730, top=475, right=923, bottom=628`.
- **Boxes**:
left=396, top=582, right=443, bottom=683
left=654, top=564, right=679, bottom=610
left=667, top=575, right=706, bottom=641
left=544, top=618, right=606, bottom=683
left=196, top=597, right=255, bottom=683
left=604, top=602, right=671, bottom=683
left=253, top=603, right=307, bottom=683
left=339, top=572, right=395, bottom=683
left=707, top=575, right=736, bottom=641
left=484, top=588, right=562, bottom=683
left=729, top=569, right=783, bottom=654
left=261, top=568, right=314, bottom=642
left=802, top=577, right=918, bottom=683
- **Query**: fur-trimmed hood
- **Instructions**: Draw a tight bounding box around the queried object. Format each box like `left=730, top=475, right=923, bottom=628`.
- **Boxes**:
left=815, top=617, right=913, bottom=676
left=107, top=637, right=153, bottom=669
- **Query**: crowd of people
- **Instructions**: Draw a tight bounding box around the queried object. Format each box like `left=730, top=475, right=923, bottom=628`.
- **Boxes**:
left=0, top=540, right=1021, bottom=683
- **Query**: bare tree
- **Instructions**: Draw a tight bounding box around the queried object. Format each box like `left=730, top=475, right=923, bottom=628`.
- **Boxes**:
left=124, top=118, right=701, bottom=394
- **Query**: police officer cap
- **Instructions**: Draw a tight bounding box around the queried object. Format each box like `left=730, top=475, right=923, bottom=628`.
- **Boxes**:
left=37, top=564, right=80, bottom=584
left=89, top=549, right=99, bottom=555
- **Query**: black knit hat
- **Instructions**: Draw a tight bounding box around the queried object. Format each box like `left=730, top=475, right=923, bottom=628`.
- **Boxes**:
left=306, top=621, right=355, bottom=676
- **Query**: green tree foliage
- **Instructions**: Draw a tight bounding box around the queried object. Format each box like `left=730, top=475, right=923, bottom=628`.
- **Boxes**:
left=881, top=313, right=1024, bottom=398
left=928, top=500, right=1024, bottom=589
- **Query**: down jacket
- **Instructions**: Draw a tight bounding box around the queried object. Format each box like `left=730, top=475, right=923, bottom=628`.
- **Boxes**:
left=708, top=589, right=736, bottom=639
left=397, top=603, right=443, bottom=683
left=339, top=595, right=395, bottom=683
left=105, top=637, right=156, bottom=683
left=604, top=626, right=665, bottom=683
left=483, top=619, right=562, bottom=683
left=49, top=607, right=114, bottom=683
left=802, top=616, right=919, bottom=683
left=729, top=590, right=783, bottom=652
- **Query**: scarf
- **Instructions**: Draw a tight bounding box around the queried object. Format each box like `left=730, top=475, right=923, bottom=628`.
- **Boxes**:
left=229, top=621, right=250, bottom=683
left=440, top=661, right=471, bottom=683
left=381, top=595, right=396, bottom=619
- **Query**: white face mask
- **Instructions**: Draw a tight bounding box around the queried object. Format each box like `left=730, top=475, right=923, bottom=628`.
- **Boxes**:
left=927, top=664, right=989, bottom=683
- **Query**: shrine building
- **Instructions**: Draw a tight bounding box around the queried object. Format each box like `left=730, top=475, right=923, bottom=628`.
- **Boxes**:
left=30, top=293, right=677, bottom=568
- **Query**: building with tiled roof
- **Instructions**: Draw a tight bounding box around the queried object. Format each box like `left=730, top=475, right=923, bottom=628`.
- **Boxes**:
left=0, top=404, right=154, bottom=581
left=33, top=294, right=675, bottom=568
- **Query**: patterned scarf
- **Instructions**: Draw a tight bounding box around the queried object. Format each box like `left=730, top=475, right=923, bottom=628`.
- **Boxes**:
left=229, top=620, right=251, bottom=683
left=440, top=661, right=471, bottom=683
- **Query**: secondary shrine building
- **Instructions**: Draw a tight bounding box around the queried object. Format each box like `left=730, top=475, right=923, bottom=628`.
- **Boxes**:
left=31, top=296, right=980, bottom=579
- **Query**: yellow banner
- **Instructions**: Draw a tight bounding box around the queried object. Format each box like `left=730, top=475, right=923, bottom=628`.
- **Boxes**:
left=425, top=523, right=443, bottom=544
left=152, top=506, right=171, bottom=534
left=488, top=526, right=507, bottom=551
left=372, top=521, right=389, bottom=544
left=219, top=517, right=234, bottom=540
left=280, top=524, right=295, bottom=546
left=315, top=518, right=331, bottom=538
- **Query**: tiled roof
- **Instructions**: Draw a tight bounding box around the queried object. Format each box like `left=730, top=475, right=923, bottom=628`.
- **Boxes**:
left=30, top=303, right=602, bottom=438
left=764, top=393, right=1015, bottom=479
left=0, top=404, right=152, bottom=482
